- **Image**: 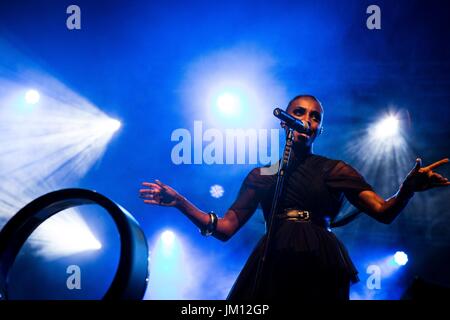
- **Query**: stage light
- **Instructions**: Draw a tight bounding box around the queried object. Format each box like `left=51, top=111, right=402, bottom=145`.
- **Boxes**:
left=96, top=118, right=121, bottom=134
left=25, top=89, right=40, bottom=104
left=354, top=251, right=410, bottom=299
left=159, top=230, right=176, bottom=258
left=161, top=230, right=175, bottom=246
left=373, top=115, right=399, bottom=139
left=145, top=230, right=226, bottom=299
left=394, top=251, right=408, bottom=266
left=29, top=208, right=102, bottom=259
left=210, top=184, right=224, bottom=198
left=0, top=74, right=123, bottom=260
left=344, top=109, right=414, bottom=199
left=181, top=47, right=287, bottom=130
left=216, top=92, right=241, bottom=117
left=146, top=230, right=191, bottom=299
left=0, top=188, right=150, bottom=300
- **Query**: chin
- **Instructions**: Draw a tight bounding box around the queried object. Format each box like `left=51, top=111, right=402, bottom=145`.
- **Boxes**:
left=293, top=138, right=308, bottom=146
left=293, top=136, right=315, bottom=148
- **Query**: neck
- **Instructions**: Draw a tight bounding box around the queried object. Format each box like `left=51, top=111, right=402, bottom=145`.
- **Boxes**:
left=292, top=144, right=312, bottom=160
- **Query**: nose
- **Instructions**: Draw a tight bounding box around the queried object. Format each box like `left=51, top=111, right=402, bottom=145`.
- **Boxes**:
left=301, top=114, right=312, bottom=128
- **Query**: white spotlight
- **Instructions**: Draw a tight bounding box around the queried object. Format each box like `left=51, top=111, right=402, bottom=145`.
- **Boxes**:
left=394, top=251, right=408, bottom=266
left=210, top=184, right=224, bottom=198
left=161, top=230, right=175, bottom=246
left=96, top=118, right=122, bottom=134
left=30, top=209, right=102, bottom=259
left=374, top=115, right=399, bottom=139
left=216, top=92, right=241, bottom=116
left=25, top=89, right=40, bottom=104
left=107, top=119, right=122, bottom=132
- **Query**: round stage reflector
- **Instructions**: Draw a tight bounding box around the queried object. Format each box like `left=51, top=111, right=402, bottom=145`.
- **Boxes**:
left=0, top=188, right=149, bottom=300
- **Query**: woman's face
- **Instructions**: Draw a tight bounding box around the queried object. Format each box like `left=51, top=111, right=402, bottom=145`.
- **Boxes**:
left=285, top=97, right=324, bottom=147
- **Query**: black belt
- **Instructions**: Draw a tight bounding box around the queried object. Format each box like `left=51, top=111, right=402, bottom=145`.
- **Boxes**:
left=276, top=208, right=311, bottom=221
left=275, top=208, right=330, bottom=229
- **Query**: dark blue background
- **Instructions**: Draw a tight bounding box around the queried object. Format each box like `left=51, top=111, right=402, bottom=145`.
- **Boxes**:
left=0, top=0, right=449, bottom=299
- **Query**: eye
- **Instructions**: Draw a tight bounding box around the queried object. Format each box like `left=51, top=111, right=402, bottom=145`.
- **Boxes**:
left=311, top=112, right=322, bottom=122
left=293, top=108, right=304, bottom=116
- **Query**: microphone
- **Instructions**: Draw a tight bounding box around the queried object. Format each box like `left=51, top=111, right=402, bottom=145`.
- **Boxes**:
left=273, top=108, right=310, bottom=134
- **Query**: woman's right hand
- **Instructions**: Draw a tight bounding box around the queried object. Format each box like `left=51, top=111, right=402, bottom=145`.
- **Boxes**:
left=139, top=179, right=184, bottom=207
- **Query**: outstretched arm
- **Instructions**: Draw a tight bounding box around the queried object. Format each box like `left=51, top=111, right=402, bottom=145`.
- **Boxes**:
left=139, top=180, right=253, bottom=241
left=348, top=158, right=449, bottom=224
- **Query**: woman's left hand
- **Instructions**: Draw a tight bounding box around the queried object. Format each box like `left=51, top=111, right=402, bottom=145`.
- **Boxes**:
left=401, top=158, right=450, bottom=193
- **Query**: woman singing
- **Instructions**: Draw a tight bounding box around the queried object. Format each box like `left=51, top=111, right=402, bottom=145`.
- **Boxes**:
left=139, top=95, right=449, bottom=300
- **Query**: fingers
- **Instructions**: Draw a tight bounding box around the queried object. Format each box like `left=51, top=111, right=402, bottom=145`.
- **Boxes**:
left=139, top=191, right=157, bottom=198
left=143, top=199, right=161, bottom=205
left=413, top=158, right=422, bottom=172
left=140, top=181, right=162, bottom=200
left=139, top=188, right=158, bottom=194
left=430, top=181, right=450, bottom=188
left=143, top=199, right=174, bottom=207
left=429, top=172, right=449, bottom=183
left=140, top=179, right=177, bottom=207
left=155, top=179, right=166, bottom=188
left=154, top=179, right=177, bottom=194
left=142, top=182, right=162, bottom=190
left=140, top=191, right=164, bottom=204
left=424, top=158, right=449, bottom=171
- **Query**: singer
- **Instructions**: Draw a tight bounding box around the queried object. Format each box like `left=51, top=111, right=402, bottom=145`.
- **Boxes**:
left=139, top=95, right=449, bottom=300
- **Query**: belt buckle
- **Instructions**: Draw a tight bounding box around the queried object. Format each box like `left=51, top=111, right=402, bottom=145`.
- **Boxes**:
left=285, top=209, right=310, bottom=221
left=296, top=210, right=310, bottom=220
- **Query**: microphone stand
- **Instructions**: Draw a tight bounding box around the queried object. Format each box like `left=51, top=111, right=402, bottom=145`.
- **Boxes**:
left=251, top=127, right=295, bottom=298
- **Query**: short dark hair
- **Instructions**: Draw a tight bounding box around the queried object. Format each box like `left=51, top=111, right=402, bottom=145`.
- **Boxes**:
left=286, top=94, right=322, bottom=110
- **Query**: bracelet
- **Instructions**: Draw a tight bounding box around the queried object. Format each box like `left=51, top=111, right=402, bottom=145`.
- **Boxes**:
left=200, top=211, right=218, bottom=236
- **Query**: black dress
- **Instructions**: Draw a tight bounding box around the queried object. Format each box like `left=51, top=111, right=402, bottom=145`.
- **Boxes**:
left=226, top=153, right=374, bottom=300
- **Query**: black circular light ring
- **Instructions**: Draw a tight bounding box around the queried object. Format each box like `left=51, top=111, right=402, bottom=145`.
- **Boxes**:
left=0, top=188, right=149, bottom=300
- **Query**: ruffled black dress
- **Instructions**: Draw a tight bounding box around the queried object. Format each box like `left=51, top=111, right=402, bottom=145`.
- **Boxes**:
left=226, top=153, right=373, bottom=300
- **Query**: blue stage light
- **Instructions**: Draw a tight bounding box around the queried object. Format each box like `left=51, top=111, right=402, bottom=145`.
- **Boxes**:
left=210, top=184, right=224, bottom=198
left=146, top=230, right=190, bottom=299
left=373, top=115, right=399, bottom=139
left=394, top=251, right=408, bottom=266
left=161, top=230, right=175, bottom=246
left=97, top=118, right=121, bottom=134
left=25, top=89, right=40, bottom=104
left=216, top=92, right=241, bottom=117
